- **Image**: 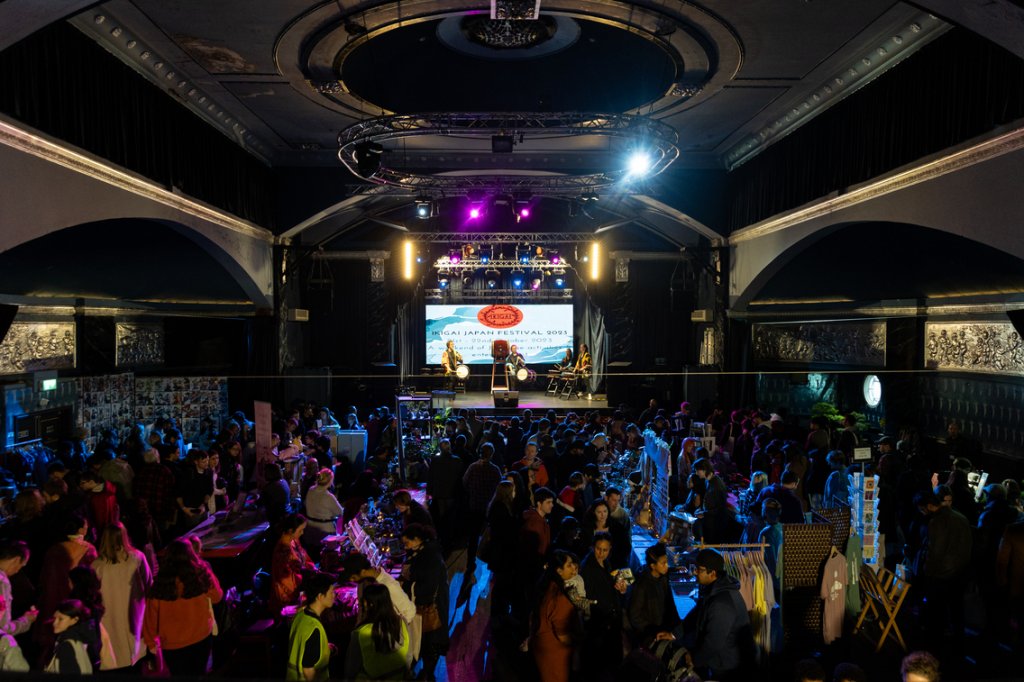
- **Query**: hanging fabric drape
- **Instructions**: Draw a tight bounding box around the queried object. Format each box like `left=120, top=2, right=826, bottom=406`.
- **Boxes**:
left=578, top=294, right=606, bottom=394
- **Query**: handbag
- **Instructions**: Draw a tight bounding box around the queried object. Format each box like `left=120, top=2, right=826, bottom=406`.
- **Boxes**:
left=417, top=603, right=442, bottom=633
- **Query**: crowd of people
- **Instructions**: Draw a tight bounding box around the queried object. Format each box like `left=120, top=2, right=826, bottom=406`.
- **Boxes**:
left=0, top=395, right=1018, bottom=681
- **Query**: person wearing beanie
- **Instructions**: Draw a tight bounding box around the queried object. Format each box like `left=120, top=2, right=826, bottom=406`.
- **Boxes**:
left=680, top=548, right=755, bottom=681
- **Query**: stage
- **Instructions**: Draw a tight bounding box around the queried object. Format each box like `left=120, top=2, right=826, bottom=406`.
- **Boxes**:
left=440, top=390, right=607, bottom=413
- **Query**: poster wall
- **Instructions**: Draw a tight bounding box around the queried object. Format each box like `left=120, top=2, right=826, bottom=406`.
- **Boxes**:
left=134, top=377, right=228, bottom=441
left=425, top=304, right=573, bottom=365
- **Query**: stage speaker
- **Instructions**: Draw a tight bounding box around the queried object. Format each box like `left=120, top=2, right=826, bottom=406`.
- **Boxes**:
left=493, top=390, right=519, bottom=408
left=0, top=304, right=16, bottom=345
left=1008, top=309, right=1024, bottom=337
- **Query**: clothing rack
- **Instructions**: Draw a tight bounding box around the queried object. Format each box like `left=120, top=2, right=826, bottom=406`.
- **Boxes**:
left=695, top=540, right=775, bottom=666
left=695, top=542, right=767, bottom=549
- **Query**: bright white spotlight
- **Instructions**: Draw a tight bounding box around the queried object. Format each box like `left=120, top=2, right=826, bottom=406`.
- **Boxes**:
left=627, top=151, right=653, bottom=177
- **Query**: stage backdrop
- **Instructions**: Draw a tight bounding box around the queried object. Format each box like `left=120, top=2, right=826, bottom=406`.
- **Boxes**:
left=426, top=304, right=573, bottom=365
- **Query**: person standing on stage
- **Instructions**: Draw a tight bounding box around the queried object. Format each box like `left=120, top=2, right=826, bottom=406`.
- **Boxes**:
left=441, top=340, right=462, bottom=391
left=506, top=344, right=526, bottom=390
left=574, top=344, right=592, bottom=374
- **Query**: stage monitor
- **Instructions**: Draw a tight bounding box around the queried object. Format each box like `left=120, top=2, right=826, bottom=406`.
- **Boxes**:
left=426, top=304, right=573, bottom=365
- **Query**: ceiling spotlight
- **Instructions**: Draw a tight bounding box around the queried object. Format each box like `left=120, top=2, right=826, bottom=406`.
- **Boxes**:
left=553, top=276, right=566, bottom=288
left=627, top=150, right=654, bottom=177
left=414, top=196, right=432, bottom=219
left=437, top=273, right=449, bottom=289
left=479, top=247, right=491, bottom=264
left=530, top=275, right=543, bottom=290
left=549, top=250, right=560, bottom=265
left=462, top=271, right=475, bottom=287
left=581, top=189, right=599, bottom=202
left=448, top=250, right=462, bottom=264
left=568, top=199, right=580, bottom=217
left=485, top=268, right=500, bottom=289
left=512, top=275, right=524, bottom=289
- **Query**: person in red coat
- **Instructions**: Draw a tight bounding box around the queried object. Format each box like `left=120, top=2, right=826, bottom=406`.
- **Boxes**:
left=79, top=471, right=119, bottom=537
left=530, top=550, right=582, bottom=682
left=514, top=487, right=555, bottom=626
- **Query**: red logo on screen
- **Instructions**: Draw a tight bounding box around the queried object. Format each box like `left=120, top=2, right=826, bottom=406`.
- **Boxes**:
left=477, top=305, right=523, bottom=329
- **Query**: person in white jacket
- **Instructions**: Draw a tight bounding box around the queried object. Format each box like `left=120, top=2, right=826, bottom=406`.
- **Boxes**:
left=342, top=552, right=419, bottom=662
left=93, top=523, right=153, bottom=670
left=302, top=468, right=344, bottom=553
left=0, top=541, right=37, bottom=637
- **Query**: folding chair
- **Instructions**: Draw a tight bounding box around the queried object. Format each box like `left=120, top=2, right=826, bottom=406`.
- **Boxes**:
left=853, top=565, right=910, bottom=652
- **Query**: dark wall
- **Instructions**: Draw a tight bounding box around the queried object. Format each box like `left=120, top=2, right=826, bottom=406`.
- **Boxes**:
left=0, top=22, right=275, bottom=227
left=74, top=315, right=252, bottom=378
left=727, top=28, right=1024, bottom=231
left=743, top=318, right=1024, bottom=477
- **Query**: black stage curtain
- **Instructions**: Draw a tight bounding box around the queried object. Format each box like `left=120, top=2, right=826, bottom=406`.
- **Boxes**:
left=727, top=28, right=1024, bottom=231
left=0, top=22, right=275, bottom=228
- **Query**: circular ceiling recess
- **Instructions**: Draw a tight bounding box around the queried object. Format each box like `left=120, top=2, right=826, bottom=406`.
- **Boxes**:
left=339, top=17, right=677, bottom=113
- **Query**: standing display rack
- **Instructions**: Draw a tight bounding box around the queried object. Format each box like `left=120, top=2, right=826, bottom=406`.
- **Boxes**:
left=815, top=506, right=852, bottom=552
left=640, top=431, right=671, bottom=535
left=780, top=520, right=833, bottom=647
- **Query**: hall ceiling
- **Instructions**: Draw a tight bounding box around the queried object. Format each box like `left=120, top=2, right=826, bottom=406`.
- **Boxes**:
left=66, top=0, right=950, bottom=173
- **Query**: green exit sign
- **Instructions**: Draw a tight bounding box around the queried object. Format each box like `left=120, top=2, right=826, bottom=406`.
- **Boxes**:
left=41, top=378, right=57, bottom=391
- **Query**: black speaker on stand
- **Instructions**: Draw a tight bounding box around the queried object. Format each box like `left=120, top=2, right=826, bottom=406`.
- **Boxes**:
left=492, top=390, right=519, bottom=408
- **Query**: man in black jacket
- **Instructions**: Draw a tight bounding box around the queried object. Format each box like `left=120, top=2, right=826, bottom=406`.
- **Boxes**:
left=626, top=543, right=679, bottom=647
left=426, top=438, right=463, bottom=555
left=919, top=490, right=972, bottom=645
left=682, top=548, right=755, bottom=682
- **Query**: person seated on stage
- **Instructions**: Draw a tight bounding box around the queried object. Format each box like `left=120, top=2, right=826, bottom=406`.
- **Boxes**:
left=506, top=344, right=526, bottom=389
left=555, top=348, right=573, bottom=371
left=441, top=340, right=463, bottom=390
left=573, top=344, right=592, bottom=375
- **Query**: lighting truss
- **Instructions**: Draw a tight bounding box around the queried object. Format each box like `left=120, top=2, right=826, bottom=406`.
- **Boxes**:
left=425, top=288, right=573, bottom=301
left=404, top=232, right=596, bottom=244
left=431, top=258, right=558, bottom=271
left=338, top=112, right=679, bottom=196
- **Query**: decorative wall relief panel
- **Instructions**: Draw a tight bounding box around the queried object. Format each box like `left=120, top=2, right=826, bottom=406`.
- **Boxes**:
left=0, top=322, right=76, bottom=374
left=115, top=323, right=164, bottom=367
left=924, top=322, right=1024, bottom=376
left=752, top=321, right=885, bottom=366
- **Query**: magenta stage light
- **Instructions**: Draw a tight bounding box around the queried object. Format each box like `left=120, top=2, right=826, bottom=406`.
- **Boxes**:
left=520, top=207, right=531, bottom=218
left=469, top=207, right=481, bottom=219
left=450, top=254, right=461, bottom=264
left=550, top=255, right=560, bottom=264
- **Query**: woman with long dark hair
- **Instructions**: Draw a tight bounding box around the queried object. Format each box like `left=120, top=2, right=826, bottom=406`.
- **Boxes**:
left=45, top=599, right=96, bottom=675
left=579, top=533, right=627, bottom=681
left=93, top=522, right=152, bottom=670
left=580, top=499, right=613, bottom=551
left=142, top=538, right=223, bottom=677
left=69, top=566, right=116, bottom=670
left=270, top=514, right=316, bottom=615
left=530, top=550, right=582, bottom=682
left=400, top=524, right=448, bottom=681
left=486, top=481, right=519, bottom=623
left=343, top=583, right=410, bottom=680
